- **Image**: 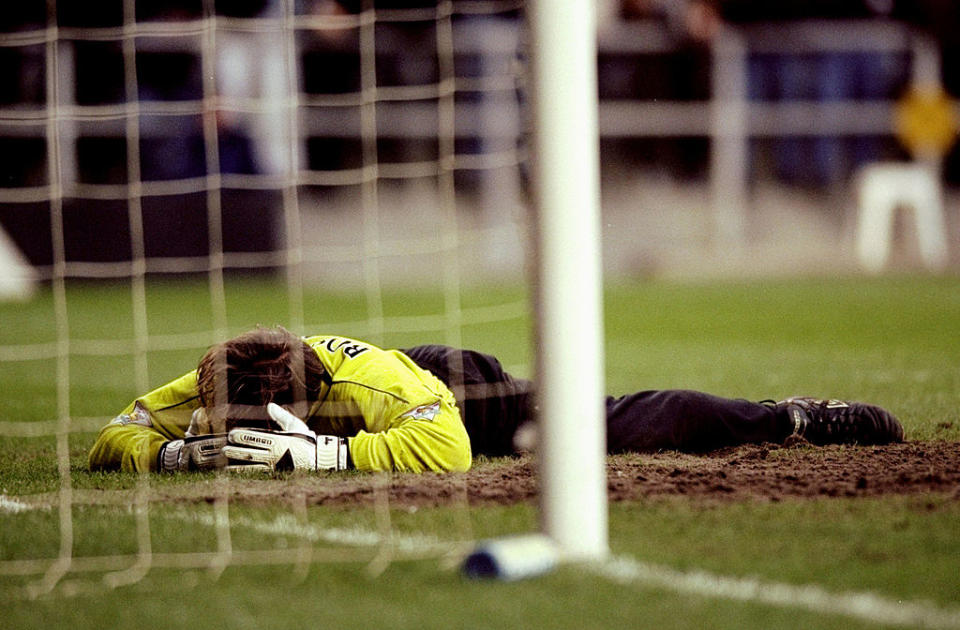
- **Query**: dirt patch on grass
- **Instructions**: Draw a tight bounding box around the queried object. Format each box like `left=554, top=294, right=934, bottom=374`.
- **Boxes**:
left=210, top=439, right=960, bottom=509
left=602, top=440, right=960, bottom=503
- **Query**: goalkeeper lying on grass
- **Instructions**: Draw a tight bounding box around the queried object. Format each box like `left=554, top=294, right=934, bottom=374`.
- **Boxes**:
left=88, top=326, right=904, bottom=474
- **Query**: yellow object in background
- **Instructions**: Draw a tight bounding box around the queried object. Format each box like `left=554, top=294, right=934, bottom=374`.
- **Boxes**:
left=894, top=83, right=959, bottom=158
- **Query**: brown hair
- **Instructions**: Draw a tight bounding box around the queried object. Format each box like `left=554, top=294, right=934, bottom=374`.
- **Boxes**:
left=196, top=326, right=326, bottom=430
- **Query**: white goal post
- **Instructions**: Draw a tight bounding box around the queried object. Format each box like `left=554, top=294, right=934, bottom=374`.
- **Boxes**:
left=527, top=0, right=608, bottom=560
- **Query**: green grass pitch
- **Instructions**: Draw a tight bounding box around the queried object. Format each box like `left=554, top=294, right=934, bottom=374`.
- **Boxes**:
left=1, top=274, right=959, bottom=629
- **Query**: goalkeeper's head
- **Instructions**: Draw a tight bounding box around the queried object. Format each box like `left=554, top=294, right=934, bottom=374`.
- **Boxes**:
left=196, top=326, right=326, bottom=432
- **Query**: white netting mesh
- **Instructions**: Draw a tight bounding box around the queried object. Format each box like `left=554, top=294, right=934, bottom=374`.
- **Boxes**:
left=0, top=0, right=528, bottom=596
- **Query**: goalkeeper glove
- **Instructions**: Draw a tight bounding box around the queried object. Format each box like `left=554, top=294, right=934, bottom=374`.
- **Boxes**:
left=158, top=434, right=228, bottom=472
left=221, top=403, right=349, bottom=472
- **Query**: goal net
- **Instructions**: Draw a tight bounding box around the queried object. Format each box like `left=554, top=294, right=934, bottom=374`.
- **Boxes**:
left=0, top=0, right=605, bottom=594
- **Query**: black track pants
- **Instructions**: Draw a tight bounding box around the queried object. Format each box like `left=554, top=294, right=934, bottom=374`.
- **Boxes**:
left=603, top=389, right=789, bottom=453
left=403, top=345, right=791, bottom=456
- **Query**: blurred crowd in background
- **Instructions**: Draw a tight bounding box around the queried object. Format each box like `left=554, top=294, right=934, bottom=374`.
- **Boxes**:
left=598, top=0, right=960, bottom=185
left=4, top=0, right=958, bottom=181
left=1, top=0, right=959, bottom=265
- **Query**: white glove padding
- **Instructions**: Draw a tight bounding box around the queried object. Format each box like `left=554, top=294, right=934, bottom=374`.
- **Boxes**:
left=221, top=403, right=349, bottom=472
left=159, top=434, right=228, bottom=472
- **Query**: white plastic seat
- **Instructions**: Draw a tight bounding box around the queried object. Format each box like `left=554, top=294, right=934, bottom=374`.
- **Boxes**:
left=856, top=162, right=949, bottom=273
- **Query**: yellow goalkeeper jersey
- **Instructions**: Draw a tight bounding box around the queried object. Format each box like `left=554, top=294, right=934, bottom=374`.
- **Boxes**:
left=88, top=335, right=471, bottom=474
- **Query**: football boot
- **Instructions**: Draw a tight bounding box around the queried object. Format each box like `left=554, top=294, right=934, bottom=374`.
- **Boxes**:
left=777, top=397, right=904, bottom=445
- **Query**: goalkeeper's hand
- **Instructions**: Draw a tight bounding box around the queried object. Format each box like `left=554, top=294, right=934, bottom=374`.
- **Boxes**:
left=221, top=403, right=349, bottom=472
left=158, top=434, right=228, bottom=472
left=186, top=406, right=226, bottom=437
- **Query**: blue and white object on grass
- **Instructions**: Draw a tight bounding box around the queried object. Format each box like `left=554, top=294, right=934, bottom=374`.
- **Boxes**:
left=462, top=534, right=559, bottom=581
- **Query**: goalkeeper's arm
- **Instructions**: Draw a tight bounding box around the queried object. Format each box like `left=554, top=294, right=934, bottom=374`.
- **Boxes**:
left=222, top=403, right=471, bottom=474
left=88, top=421, right=171, bottom=472
left=88, top=371, right=203, bottom=472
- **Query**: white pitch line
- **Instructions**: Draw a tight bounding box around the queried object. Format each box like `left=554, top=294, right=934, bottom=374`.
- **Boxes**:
left=181, top=509, right=960, bottom=628
left=594, top=555, right=960, bottom=630
left=168, top=509, right=456, bottom=555
left=0, top=495, right=40, bottom=514
left=6, top=495, right=959, bottom=628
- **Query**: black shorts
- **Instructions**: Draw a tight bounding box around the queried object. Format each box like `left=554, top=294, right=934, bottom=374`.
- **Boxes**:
left=402, top=345, right=534, bottom=457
